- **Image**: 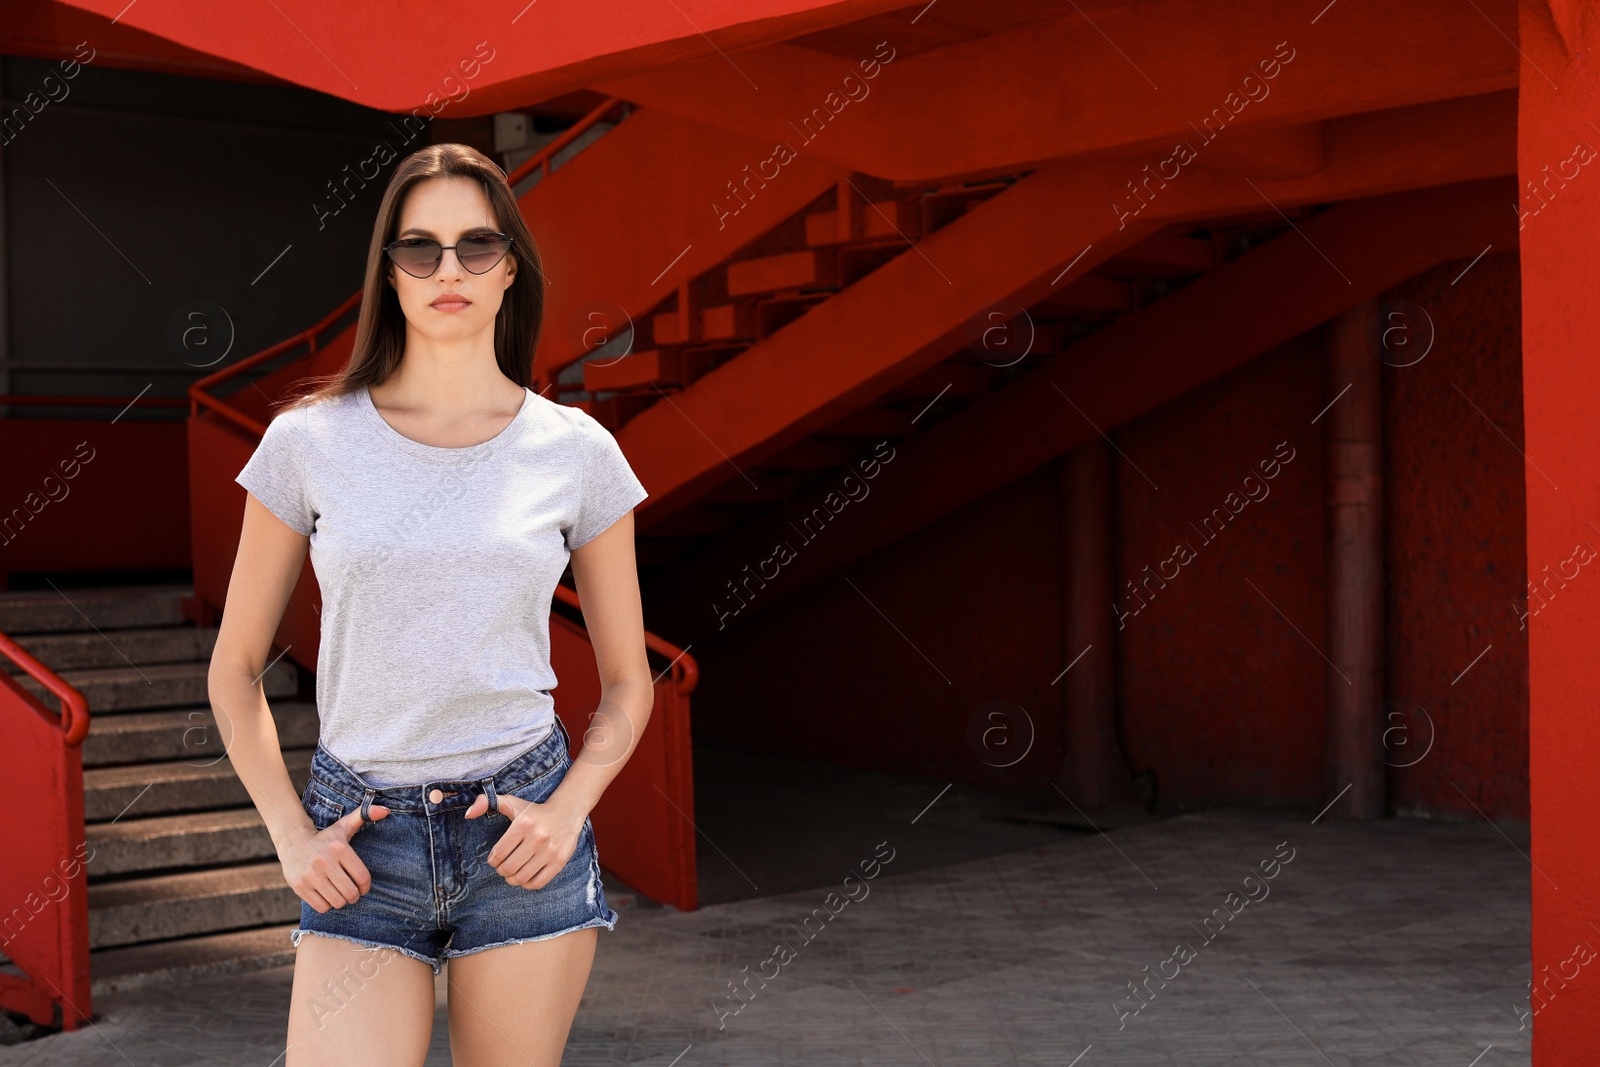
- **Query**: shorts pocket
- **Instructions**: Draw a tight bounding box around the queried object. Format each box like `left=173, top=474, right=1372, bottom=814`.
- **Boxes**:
left=504, top=751, right=570, bottom=808
left=302, top=782, right=349, bottom=831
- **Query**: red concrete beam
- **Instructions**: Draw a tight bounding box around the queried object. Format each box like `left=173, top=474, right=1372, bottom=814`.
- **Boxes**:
left=1, top=4, right=273, bottom=84
left=600, top=0, right=1517, bottom=181
left=39, top=0, right=911, bottom=112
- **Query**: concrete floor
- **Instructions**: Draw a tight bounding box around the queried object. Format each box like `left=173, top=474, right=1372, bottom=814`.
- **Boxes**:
left=0, top=747, right=1532, bottom=1065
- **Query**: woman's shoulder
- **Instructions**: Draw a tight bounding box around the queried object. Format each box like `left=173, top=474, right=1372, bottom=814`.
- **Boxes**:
left=256, top=388, right=364, bottom=462
left=271, top=387, right=360, bottom=431
left=525, top=389, right=612, bottom=444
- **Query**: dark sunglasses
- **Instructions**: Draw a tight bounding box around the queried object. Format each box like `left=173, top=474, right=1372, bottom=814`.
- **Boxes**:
left=384, top=232, right=514, bottom=278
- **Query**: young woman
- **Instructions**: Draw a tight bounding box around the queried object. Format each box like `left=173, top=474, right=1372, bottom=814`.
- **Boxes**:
left=207, top=143, right=653, bottom=1066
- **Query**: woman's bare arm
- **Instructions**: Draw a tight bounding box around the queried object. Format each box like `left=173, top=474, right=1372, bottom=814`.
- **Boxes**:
left=463, top=509, right=654, bottom=889
left=556, top=509, right=655, bottom=814
left=207, top=492, right=377, bottom=911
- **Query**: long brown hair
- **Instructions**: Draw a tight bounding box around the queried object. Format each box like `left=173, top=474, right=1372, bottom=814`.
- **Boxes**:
left=280, top=143, right=544, bottom=413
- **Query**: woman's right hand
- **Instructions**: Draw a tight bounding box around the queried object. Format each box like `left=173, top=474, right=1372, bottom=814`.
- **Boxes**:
left=279, top=805, right=388, bottom=912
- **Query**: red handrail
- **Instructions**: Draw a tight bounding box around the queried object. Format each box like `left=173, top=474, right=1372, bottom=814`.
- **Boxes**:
left=0, top=395, right=187, bottom=409
left=188, top=290, right=363, bottom=437
left=0, top=628, right=92, bottom=1030
left=0, top=631, right=90, bottom=746
left=505, top=98, right=630, bottom=189
left=553, top=583, right=699, bottom=695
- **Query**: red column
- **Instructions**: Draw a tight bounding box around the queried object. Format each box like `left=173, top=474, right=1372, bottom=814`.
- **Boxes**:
left=1324, top=302, right=1384, bottom=820
left=1520, top=4, right=1600, bottom=1059
left=1056, top=438, right=1115, bottom=810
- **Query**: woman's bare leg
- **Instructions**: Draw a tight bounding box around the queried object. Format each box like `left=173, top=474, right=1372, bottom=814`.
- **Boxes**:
left=286, top=931, right=436, bottom=1066
left=445, top=927, right=598, bottom=1067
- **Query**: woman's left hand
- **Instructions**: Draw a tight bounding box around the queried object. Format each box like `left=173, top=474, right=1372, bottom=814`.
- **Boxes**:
left=464, top=790, right=586, bottom=890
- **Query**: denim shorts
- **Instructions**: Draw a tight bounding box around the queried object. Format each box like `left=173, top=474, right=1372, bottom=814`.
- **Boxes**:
left=289, top=717, right=618, bottom=975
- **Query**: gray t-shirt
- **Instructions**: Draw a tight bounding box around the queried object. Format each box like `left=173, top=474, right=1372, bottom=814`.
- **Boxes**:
left=233, top=383, right=648, bottom=787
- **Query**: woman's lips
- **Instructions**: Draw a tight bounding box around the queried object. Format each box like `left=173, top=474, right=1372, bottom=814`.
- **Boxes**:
left=430, top=299, right=471, bottom=311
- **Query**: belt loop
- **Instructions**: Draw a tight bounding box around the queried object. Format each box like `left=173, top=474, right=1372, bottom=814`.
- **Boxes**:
left=482, top=777, right=499, bottom=817
left=553, top=713, right=571, bottom=753
left=360, top=788, right=376, bottom=824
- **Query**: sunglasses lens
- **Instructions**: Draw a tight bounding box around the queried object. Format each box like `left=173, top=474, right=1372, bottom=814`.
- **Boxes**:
left=388, top=239, right=441, bottom=278
left=458, top=235, right=511, bottom=274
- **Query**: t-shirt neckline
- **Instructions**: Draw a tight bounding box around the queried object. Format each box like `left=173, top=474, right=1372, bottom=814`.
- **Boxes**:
left=359, top=384, right=533, bottom=464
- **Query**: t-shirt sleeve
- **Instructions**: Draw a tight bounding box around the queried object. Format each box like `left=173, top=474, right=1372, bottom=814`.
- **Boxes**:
left=564, top=416, right=648, bottom=551
left=235, top=411, right=316, bottom=536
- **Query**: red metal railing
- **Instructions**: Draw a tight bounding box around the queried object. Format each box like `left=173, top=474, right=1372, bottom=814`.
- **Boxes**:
left=504, top=98, right=631, bottom=189
left=188, top=290, right=363, bottom=434
left=551, top=584, right=700, bottom=697
left=0, top=632, right=92, bottom=1030
left=0, top=395, right=187, bottom=409
left=548, top=584, right=701, bottom=910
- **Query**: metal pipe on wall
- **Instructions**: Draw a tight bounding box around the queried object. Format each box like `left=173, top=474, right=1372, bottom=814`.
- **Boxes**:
left=1056, top=436, right=1115, bottom=810
left=1324, top=300, right=1385, bottom=820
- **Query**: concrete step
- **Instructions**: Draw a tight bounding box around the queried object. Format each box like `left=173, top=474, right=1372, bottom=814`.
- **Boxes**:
left=14, top=659, right=298, bottom=713
left=0, top=584, right=191, bottom=635
left=5, top=625, right=218, bottom=673
left=86, top=808, right=280, bottom=877
left=89, top=923, right=300, bottom=999
left=84, top=749, right=314, bottom=822
left=88, top=861, right=300, bottom=950
left=82, top=701, right=320, bottom=768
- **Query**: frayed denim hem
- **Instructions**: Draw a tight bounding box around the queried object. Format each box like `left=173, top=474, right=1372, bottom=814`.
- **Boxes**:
left=438, top=909, right=619, bottom=963
left=290, top=927, right=444, bottom=976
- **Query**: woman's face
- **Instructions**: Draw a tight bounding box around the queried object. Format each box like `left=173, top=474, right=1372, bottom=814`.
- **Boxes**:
left=386, top=176, right=517, bottom=339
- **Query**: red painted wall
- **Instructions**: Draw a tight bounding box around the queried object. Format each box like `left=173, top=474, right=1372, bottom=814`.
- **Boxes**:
left=689, top=461, right=1068, bottom=789
left=1111, top=325, right=1325, bottom=806
left=1382, top=253, right=1527, bottom=820
left=692, top=253, right=1527, bottom=820
left=0, top=419, right=189, bottom=579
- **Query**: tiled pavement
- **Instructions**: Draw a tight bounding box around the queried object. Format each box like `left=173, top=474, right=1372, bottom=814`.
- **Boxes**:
left=0, top=807, right=1532, bottom=1065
